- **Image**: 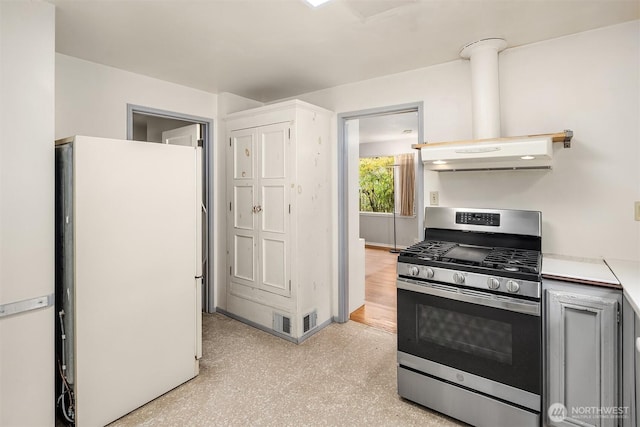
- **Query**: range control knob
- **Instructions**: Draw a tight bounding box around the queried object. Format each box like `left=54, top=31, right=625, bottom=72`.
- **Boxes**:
left=424, top=268, right=435, bottom=279
left=487, top=277, right=500, bottom=290
left=409, top=266, right=419, bottom=276
left=506, top=280, right=520, bottom=293
left=453, top=272, right=465, bottom=285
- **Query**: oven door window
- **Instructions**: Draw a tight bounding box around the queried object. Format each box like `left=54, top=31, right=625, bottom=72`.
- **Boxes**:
left=397, top=288, right=541, bottom=394
left=418, top=305, right=513, bottom=364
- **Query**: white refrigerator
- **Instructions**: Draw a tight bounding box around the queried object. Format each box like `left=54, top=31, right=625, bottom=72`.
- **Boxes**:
left=55, top=135, right=202, bottom=426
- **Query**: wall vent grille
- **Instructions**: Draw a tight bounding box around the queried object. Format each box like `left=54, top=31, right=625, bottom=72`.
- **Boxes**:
left=303, top=310, right=317, bottom=333
left=273, top=312, right=291, bottom=335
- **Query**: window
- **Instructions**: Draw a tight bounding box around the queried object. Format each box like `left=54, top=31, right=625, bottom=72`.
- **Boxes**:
left=359, top=154, right=415, bottom=215
left=359, top=156, right=394, bottom=213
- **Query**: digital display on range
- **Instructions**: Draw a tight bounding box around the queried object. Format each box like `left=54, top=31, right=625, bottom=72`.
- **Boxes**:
left=455, top=212, right=501, bottom=226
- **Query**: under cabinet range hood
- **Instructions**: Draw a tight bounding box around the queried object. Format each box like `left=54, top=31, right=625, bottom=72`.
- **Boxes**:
left=420, top=131, right=572, bottom=171
left=415, top=38, right=572, bottom=172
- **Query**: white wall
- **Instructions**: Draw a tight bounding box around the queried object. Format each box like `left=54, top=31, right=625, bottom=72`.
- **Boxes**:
left=0, top=2, right=55, bottom=425
left=56, top=54, right=218, bottom=140
left=440, top=21, right=640, bottom=260
left=360, top=214, right=417, bottom=248
left=281, top=20, right=640, bottom=262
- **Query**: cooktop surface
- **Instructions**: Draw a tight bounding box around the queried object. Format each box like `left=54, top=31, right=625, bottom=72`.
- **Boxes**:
left=399, top=240, right=541, bottom=279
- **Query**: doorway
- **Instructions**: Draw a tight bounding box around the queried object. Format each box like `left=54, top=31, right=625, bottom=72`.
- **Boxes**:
left=337, top=103, right=424, bottom=326
left=127, top=104, right=214, bottom=312
left=349, top=246, right=399, bottom=332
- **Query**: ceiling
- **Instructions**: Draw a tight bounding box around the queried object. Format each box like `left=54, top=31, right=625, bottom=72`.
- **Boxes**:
left=51, top=0, right=638, bottom=103
left=358, top=111, right=418, bottom=144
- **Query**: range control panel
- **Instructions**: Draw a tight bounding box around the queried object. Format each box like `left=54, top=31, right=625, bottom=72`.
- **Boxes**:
left=456, top=212, right=501, bottom=227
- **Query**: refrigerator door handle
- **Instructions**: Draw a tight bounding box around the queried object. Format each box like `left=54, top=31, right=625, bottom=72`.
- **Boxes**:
left=0, top=294, right=53, bottom=318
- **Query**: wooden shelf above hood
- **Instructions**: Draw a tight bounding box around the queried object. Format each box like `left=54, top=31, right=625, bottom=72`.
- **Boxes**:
left=412, top=130, right=573, bottom=149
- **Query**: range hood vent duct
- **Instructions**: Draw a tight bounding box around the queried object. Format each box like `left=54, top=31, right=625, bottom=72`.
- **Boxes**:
left=415, top=38, right=572, bottom=171
left=461, top=38, right=506, bottom=140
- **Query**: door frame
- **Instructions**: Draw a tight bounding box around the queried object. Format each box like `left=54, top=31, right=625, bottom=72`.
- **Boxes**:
left=336, top=102, right=424, bottom=323
left=126, top=104, right=215, bottom=313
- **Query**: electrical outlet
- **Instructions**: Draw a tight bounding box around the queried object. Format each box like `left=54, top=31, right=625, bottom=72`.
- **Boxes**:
left=430, top=191, right=439, bottom=206
left=635, top=201, right=640, bottom=221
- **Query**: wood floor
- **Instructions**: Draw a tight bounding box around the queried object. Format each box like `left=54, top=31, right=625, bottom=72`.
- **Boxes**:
left=349, top=247, right=398, bottom=333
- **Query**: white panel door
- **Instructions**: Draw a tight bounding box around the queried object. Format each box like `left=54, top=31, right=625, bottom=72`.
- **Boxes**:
left=229, top=123, right=290, bottom=297
left=73, top=137, right=197, bottom=427
left=162, top=123, right=200, bottom=147
left=258, top=123, right=290, bottom=296
left=229, top=129, right=258, bottom=289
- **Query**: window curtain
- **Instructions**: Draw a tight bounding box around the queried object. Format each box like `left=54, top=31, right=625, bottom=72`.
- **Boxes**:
left=396, top=153, right=415, bottom=216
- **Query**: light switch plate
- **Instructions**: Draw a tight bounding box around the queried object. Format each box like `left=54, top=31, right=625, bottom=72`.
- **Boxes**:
left=635, top=201, right=640, bottom=221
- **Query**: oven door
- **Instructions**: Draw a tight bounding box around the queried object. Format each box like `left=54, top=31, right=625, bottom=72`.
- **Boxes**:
left=397, top=278, right=541, bottom=410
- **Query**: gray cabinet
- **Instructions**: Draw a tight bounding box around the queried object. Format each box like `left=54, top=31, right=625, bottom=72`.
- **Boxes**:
left=544, top=279, right=621, bottom=427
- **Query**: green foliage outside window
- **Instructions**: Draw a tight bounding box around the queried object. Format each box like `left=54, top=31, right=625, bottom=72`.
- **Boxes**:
left=359, top=157, right=394, bottom=213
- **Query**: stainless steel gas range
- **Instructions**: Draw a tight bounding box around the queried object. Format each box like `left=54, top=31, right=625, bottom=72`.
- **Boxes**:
left=397, top=207, right=542, bottom=427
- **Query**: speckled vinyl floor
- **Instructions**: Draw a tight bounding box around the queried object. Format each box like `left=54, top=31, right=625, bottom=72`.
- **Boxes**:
left=108, top=313, right=466, bottom=427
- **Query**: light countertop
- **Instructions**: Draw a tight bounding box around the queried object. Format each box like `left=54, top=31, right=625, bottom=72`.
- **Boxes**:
left=542, top=254, right=621, bottom=287
left=605, top=258, right=640, bottom=316
left=541, top=254, right=640, bottom=316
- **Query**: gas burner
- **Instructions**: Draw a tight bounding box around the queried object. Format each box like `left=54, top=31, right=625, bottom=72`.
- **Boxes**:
left=483, top=248, right=540, bottom=274
left=401, top=240, right=456, bottom=261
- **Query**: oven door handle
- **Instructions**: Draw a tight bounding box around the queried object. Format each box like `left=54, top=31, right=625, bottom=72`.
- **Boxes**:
left=397, top=279, right=540, bottom=316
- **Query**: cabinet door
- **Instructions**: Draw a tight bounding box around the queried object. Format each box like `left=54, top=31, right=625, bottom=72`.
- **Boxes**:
left=228, top=123, right=290, bottom=297
left=229, top=129, right=258, bottom=289
left=256, top=122, right=290, bottom=297
left=546, top=289, right=619, bottom=427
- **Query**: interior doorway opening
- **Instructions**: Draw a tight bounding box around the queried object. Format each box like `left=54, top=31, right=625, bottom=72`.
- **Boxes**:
left=127, top=104, right=214, bottom=312
left=350, top=246, right=399, bottom=333
left=131, top=114, right=199, bottom=143
left=337, top=102, right=424, bottom=328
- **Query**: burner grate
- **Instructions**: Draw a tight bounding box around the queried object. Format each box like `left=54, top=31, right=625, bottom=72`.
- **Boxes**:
left=400, top=239, right=541, bottom=276
left=483, top=248, right=540, bottom=274
left=401, top=240, right=456, bottom=260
